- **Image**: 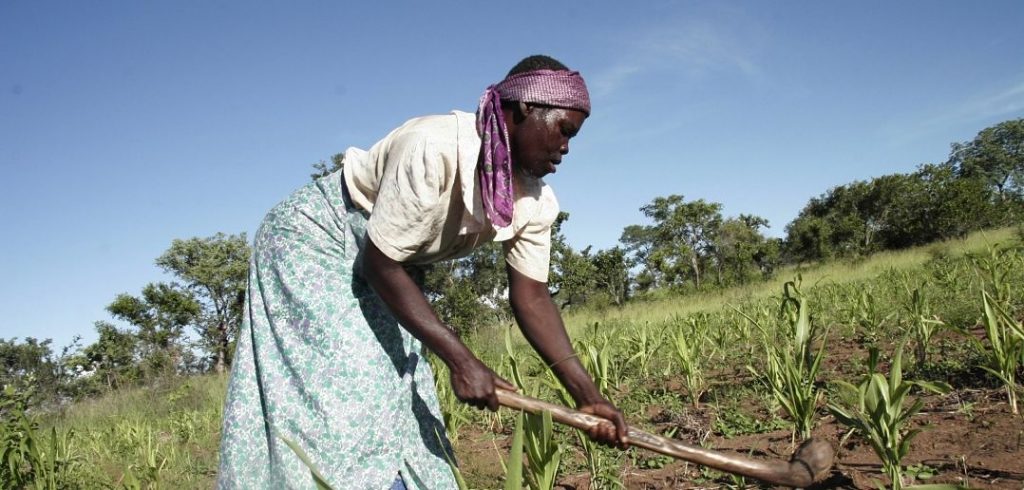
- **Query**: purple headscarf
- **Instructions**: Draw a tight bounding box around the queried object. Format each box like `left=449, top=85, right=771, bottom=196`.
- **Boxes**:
left=476, top=69, right=591, bottom=227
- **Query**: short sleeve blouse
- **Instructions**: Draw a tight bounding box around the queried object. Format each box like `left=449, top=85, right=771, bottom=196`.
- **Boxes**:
left=342, top=111, right=559, bottom=282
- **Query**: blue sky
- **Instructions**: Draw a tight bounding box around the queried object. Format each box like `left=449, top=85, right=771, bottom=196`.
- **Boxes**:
left=2, top=1, right=1023, bottom=349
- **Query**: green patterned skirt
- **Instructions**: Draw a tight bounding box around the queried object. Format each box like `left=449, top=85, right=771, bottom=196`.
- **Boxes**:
left=217, top=171, right=457, bottom=490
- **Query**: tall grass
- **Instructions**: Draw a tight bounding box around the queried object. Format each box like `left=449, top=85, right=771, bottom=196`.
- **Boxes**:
left=12, top=226, right=1020, bottom=489
left=560, top=228, right=1016, bottom=339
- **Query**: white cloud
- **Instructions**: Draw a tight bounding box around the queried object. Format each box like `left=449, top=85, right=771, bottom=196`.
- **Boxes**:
left=943, top=80, right=1024, bottom=124
left=887, top=77, right=1024, bottom=144
left=590, top=11, right=766, bottom=98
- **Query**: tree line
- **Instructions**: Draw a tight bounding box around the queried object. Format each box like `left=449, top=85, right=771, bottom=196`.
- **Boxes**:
left=2, top=118, right=1020, bottom=408
left=2, top=234, right=250, bottom=407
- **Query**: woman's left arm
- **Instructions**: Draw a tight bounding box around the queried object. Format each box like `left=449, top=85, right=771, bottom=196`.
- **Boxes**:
left=507, top=264, right=629, bottom=448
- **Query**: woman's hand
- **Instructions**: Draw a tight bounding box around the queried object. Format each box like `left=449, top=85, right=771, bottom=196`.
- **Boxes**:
left=449, top=356, right=517, bottom=411
left=579, top=399, right=630, bottom=449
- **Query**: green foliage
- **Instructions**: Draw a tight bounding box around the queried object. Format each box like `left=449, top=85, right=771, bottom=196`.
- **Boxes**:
left=156, top=233, right=250, bottom=373
left=744, top=278, right=827, bottom=440
left=422, top=242, right=510, bottom=333
left=671, top=315, right=716, bottom=407
left=0, top=383, right=85, bottom=489
left=623, top=323, right=664, bottom=379
left=67, top=322, right=139, bottom=393
left=0, top=338, right=62, bottom=408
left=1, top=384, right=41, bottom=488
left=623, top=195, right=775, bottom=293
left=429, top=353, right=471, bottom=446
left=900, top=283, right=946, bottom=366
left=504, top=411, right=526, bottom=490
left=712, top=405, right=790, bottom=439
left=827, top=346, right=951, bottom=490
left=107, top=283, right=199, bottom=378
left=309, top=152, right=346, bottom=180
left=522, top=410, right=562, bottom=490
left=785, top=119, right=1024, bottom=263
left=971, top=291, right=1024, bottom=414
left=950, top=118, right=1024, bottom=205
left=550, top=213, right=631, bottom=310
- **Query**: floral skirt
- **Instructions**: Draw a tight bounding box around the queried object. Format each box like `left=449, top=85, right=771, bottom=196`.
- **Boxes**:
left=217, top=172, right=457, bottom=490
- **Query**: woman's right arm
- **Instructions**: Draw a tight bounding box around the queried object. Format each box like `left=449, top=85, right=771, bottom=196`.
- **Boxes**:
left=361, top=238, right=515, bottom=411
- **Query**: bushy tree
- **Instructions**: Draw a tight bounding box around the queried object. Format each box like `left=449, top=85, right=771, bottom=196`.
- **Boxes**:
left=0, top=338, right=59, bottom=406
left=107, top=283, right=200, bottom=377
left=310, top=152, right=346, bottom=180
left=589, top=246, right=630, bottom=306
left=951, top=118, right=1024, bottom=205
left=421, top=241, right=510, bottom=333
left=549, top=213, right=598, bottom=308
left=712, top=214, right=775, bottom=285
left=784, top=118, right=1023, bottom=263
left=66, top=322, right=139, bottom=392
left=156, top=233, right=250, bottom=373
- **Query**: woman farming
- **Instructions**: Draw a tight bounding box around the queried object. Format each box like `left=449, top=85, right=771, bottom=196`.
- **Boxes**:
left=217, top=55, right=628, bottom=490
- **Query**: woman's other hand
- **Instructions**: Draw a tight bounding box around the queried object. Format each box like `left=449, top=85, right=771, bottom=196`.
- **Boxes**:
left=449, top=356, right=516, bottom=411
left=579, top=399, right=630, bottom=449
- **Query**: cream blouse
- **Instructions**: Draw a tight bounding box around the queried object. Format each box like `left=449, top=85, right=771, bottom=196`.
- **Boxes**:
left=342, top=110, right=559, bottom=282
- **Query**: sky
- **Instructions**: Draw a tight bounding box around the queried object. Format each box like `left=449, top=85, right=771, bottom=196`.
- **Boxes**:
left=2, top=1, right=1023, bottom=349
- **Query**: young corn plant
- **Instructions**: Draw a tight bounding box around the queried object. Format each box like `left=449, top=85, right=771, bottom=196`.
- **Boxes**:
left=828, top=346, right=951, bottom=490
left=503, top=327, right=565, bottom=490
left=1, top=384, right=42, bottom=489
left=503, top=412, right=526, bottom=490
left=671, top=315, right=716, bottom=408
left=521, top=410, right=563, bottom=490
left=27, top=427, right=83, bottom=490
left=901, top=284, right=946, bottom=367
left=969, top=245, right=1015, bottom=305
left=745, top=278, right=827, bottom=440
left=541, top=371, right=621, bottom=490
left=854, top=287, right=896, bottom=344
left=576, top=324, right=621, bottom=400
left=970, top=291, right=1024, bottom=414
left=624, top=324, right=664, bottom=379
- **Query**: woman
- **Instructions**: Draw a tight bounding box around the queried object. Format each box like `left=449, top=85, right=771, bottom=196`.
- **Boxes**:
left=218, top=55, right=627, bottom=490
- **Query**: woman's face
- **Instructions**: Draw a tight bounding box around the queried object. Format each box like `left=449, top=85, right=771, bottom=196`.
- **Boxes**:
left=510, top=106, right=587, bottom=179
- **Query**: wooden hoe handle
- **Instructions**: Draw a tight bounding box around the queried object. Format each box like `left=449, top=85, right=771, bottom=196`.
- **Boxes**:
left=495, top=388, right=834, bottom=488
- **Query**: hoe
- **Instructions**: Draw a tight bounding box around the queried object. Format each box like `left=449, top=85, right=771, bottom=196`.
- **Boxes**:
left=496, top=388, right=835, bottom=488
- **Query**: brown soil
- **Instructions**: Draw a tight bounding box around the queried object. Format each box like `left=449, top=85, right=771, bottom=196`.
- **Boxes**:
left=455, top=383, right=1024, bottom=489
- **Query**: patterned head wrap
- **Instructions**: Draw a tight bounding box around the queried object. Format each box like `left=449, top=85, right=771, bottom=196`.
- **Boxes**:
left=476, top=69, right=590, bottom=227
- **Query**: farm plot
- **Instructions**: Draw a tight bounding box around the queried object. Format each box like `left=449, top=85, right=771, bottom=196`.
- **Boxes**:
left=446, top=239, right=1024, bottom=489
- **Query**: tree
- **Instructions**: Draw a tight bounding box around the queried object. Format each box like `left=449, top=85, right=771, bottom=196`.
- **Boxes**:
left=107, top=282, right=200, bottom=377
left=311, top=152, right=346, bottom=180
left=0, top=338, right=57, bottom=405
left=67, top=322, right=139, bottom=392
left=637, top=195, right=724, bottom=290
left=156, top=233, right=250, bottom=373
left=620, top=224, right=661, bottom=291
left=951, top=118, right=1024, bottom=205
left=711, top=214, right=773, bottom=286
left=421, top=241, right=510, bottom=333
left=548, top=212, right=599, bottom=308
left=589, top=246, right=630, bottom=306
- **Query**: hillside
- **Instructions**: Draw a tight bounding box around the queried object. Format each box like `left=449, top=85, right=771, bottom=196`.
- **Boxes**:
left=13, top=227, right=1023, bottom=489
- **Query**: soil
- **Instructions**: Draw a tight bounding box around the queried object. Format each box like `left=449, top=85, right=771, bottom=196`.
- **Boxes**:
left=453, top=332, right=1024, bottom=490
left=456, top=387, right=1024, bottom=489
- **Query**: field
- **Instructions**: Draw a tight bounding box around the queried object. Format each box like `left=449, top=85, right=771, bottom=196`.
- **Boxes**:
left=12, top=227, right=1024, bottom=489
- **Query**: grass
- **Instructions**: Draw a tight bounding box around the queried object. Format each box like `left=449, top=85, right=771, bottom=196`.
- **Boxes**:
left=14, top=226, right=1020, bottom=489
left=558, top=228, right=1017, bottom=338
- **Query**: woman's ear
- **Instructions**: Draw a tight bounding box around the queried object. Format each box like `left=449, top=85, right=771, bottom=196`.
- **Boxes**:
left=514, top=101, right=533, bottom=123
